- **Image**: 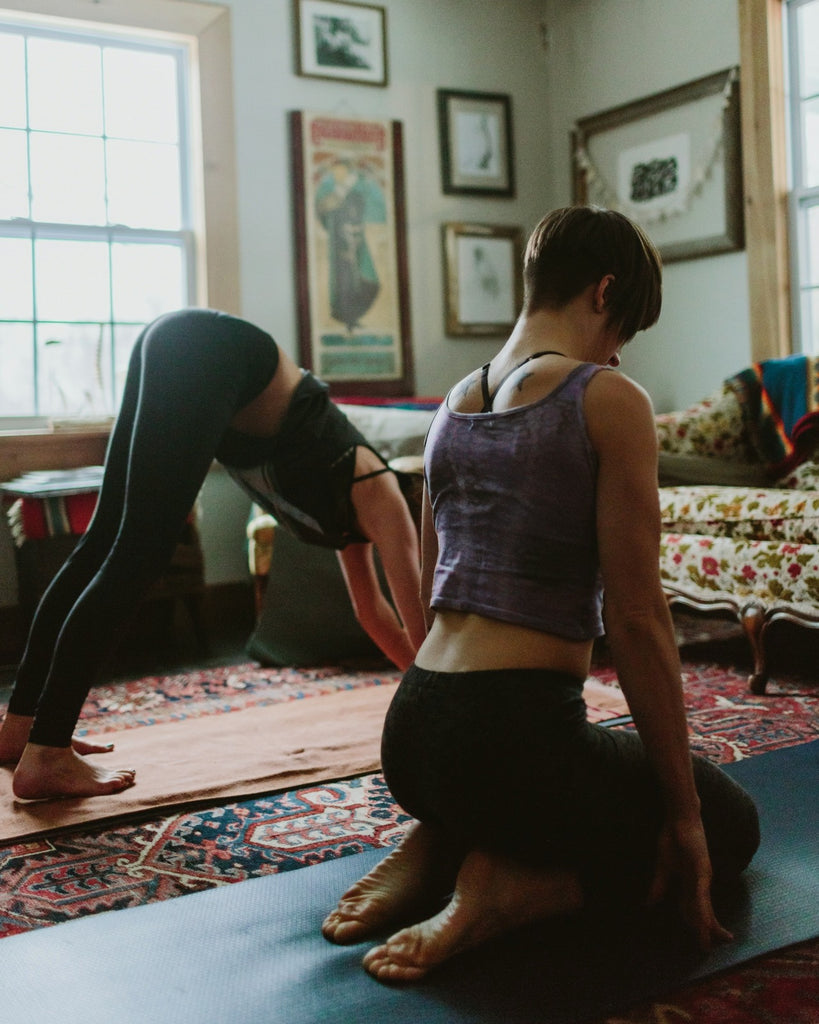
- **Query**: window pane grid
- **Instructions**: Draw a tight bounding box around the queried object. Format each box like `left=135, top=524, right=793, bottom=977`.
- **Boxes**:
left=787, top=0, right=819, bottom=353
left=0, top=18, right=193, bottom=419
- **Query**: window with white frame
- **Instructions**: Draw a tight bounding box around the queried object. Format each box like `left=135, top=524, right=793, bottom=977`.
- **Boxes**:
left=786, top=0, right=819, bottom=353
left=0, top=17, right=195, bottom=422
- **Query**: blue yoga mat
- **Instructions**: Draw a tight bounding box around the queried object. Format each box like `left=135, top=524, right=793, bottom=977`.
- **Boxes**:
left=1, top=740, right=817, bottom=1024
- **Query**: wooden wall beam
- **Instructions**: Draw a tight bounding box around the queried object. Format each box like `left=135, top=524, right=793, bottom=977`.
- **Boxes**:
left=738, top=0, right=792, bottom=361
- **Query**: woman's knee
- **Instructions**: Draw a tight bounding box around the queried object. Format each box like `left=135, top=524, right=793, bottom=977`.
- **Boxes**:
left=695, top=757, right=761, bottom=877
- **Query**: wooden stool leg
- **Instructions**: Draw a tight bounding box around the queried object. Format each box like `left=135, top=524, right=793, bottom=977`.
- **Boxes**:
left=183, top=591, right=210, bottom=656
left=741, top=603, right=770, bottom=694
left=253, top=575, right=269, bottom=619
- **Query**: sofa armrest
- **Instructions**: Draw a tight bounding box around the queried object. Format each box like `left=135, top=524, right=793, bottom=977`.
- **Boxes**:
left=775, top=456, right=819, bottom=491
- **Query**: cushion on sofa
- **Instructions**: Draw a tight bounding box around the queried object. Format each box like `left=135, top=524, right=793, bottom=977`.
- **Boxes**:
left=655, top=384, right=758, bottom=461
left=337, top=404, right=436, bottom=460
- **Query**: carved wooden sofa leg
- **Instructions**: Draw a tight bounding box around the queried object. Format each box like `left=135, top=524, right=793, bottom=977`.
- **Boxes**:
left=664, top=592, right=775, bottom=695
left=740, top=602, right=770, bottom=695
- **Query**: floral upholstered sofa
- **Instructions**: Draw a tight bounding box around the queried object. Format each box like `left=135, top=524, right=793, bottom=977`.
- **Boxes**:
left=656, top=367, right=819, bottom=694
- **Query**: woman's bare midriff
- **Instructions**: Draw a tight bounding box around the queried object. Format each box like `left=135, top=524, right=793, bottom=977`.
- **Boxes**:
left=414, top=610, right=592, bottom=678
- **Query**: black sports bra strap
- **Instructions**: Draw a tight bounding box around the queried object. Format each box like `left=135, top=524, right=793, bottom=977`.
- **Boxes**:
left=352, top=466, right=393, bottom=484
left=479, top=362, right=493, bottom=413
left=480, top=350, right=566, bottom=412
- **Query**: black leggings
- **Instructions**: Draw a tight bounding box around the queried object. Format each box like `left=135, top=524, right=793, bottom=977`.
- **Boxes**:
left=8, top=310, right=277, bottom=746
left=382, top=665, right=760, bottom=902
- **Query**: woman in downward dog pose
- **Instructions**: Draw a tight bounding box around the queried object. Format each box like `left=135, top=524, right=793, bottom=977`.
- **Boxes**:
left=0, top=309, right=425, bottom=801
left=322, top=206, right=760, bottom=981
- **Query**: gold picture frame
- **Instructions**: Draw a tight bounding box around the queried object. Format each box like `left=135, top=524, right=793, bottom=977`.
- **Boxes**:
left=572, top=67, right=743, bottom=262
left=443, top=222, right=523, bottom=337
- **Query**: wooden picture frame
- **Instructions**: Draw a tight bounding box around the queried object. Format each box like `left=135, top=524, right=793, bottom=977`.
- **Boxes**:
left=437, top=89, right=515, bottom=197
left=291, top=111, right=413, bottom=396
left=572, top=67, right=744, bottom=262
left=294, top=0, right=388, bottom=87
left=442, top=222, right=523, bottom=337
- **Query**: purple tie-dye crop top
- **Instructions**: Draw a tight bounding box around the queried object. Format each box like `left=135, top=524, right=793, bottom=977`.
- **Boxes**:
left=426, top=362, right=607, bottom=641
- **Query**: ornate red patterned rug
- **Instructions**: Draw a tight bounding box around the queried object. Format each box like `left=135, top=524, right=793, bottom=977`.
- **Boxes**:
left=0, top=664, right=628, bottom=843
left=0, top=614, right=816, bottom=1024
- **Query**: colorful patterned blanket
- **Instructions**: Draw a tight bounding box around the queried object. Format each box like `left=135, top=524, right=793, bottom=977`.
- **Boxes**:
left=726, top=354, right=819, bottom=475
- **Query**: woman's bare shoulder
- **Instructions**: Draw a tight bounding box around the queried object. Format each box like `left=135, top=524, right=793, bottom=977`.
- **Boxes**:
left=585, top=369, right=657, bottom=450
left=586, top=367, right=654, bottom=414
left=445, top=368, right=485, bottom=414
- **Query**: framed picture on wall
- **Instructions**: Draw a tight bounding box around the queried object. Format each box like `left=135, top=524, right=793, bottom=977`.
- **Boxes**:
left=572, top=67, right=744, bottom=262
left=291, top=111, right=414, bottom=396
left=442, top=222, right=523, bottom=336
left=294, top=0, right=388, bottom=87
left=437, top=89, right=515, bottom=197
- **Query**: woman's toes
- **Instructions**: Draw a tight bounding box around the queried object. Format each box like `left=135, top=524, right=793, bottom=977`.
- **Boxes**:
left=363, top=944, right=427, bottom=983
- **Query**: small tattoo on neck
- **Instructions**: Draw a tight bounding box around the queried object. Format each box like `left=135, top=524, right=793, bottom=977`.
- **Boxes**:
left=458, top=377, right=475, bottom=399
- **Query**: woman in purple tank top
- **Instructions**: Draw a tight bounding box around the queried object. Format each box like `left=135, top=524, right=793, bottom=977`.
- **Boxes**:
left=323, top=207, right=759, bottom=981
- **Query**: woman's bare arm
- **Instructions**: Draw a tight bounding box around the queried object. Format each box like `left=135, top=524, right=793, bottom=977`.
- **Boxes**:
left=337, top=541, right=418, bottom=670
left=342, top=470, right=426, bottom=667
left=585, top=369, right=731, bottom=949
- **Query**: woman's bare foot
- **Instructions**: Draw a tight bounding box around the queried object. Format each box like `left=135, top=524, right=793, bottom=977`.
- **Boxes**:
left=322, top=823, right=461, bottom=945
left=0, top=714, right=114, bottom=765
left=362, top=849, right=584, bottom=983
left=12, top=743, right=135, bottom=801
left=0, top=714, right=34, bottom=764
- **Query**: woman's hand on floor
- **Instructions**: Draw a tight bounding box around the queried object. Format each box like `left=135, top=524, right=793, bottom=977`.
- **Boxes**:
left=647, top=816, right=734, bottom=951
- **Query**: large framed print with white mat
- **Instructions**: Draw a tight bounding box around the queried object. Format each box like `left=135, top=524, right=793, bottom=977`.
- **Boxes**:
left=572, top=67, right=744, bottom=262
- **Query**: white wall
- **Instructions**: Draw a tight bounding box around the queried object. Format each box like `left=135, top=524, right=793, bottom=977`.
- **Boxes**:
left=223, top=0, right=753, bottom=414
left=539, top=0, right=751, bottom=411
left=224, top=0, right=555, bottom=393
left=202, top=0, right=558, bottom=584
left=201, top=0, right=754, bottom=587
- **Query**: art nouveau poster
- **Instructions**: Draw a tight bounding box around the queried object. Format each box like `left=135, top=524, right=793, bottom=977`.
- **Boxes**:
left=291, top=111, right=413, bottom=395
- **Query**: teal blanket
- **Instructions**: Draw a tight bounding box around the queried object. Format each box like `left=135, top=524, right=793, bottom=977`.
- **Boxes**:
left=726, top=354, right=819, bottom=475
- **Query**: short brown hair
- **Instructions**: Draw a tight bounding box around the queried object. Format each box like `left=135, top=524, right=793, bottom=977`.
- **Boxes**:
left=523, top=206, right=662, bottom=341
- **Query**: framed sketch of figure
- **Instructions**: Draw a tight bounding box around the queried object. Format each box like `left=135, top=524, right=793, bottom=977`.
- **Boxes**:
left=437, top=90, right=515, bottom=197
left=442, top=222, right=523, bottom=336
